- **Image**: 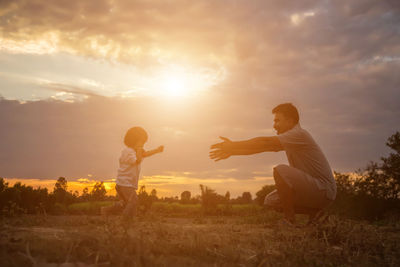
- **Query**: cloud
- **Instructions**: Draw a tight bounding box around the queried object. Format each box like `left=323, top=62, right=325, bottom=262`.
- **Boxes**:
left=40, top=82, right=103, bottom=98
left=1, top=1, right=399, bottom=100
left=1, top=0, right=396, bottom=69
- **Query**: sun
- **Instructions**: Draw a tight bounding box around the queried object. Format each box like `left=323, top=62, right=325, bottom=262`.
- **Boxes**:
left=151, top=64, right=224, bottom=99
left=159, top=66, right=194, bottom=98
left=164, top=73, right=187, bottom=97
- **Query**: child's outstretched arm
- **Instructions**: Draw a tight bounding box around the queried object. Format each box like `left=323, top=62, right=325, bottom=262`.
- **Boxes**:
left=135, top=147, right=145, bottom=164
left=143, top=145, right=164, bottom=158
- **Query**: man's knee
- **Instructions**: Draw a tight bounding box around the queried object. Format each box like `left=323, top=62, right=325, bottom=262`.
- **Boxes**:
left=273, top=164, right=289, bottom=185
left=273, top=164, right=289, bottom=177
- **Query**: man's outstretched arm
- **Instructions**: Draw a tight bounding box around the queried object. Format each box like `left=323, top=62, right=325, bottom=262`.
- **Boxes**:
left=209, top=136, right=283, bottom=161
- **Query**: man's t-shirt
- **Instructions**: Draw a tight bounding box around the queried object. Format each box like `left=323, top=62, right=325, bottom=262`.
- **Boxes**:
left=277, top=124, right=336, bottom=200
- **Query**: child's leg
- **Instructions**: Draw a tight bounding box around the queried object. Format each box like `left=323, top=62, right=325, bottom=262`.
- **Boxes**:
left=115, top=185, right=138, bottom=217
left=101, top=185, right=126, bottom=215
left=122, top=189, right=138, bottom=218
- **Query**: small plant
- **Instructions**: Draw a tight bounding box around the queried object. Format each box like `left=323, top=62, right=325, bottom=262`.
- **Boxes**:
left=199, top=184, right=219, bottom=215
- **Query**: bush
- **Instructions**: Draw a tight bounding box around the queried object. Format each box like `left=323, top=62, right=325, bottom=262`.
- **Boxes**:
left=254, top=185, right=276, bottom=205
left=332, top=172, right=400, bottom=220
left=328, top=132, right=400, bottom=220
left=200, top=184, right=219, bottom=215
left=0, top=179, right=50, bottom=215
left=137, top=185, right=155, bottom=214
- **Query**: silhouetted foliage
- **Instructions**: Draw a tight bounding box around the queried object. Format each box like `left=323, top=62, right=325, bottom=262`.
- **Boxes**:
left=180, top=191, right=191, bottom=204
left=331, top=131, right=400, bottom=219
left=0, top=178, right=50, bottom=215
left=354, top=132, right=400, bottom=200
left=241, top=192, right=252, bottom=204
left=255, top=185, right=276, bottom=205
left=54, top=177, right=67, bottom=191
left=90, top=182, right=107, bottom=201
left=52, top=177, right=68, bottom=203
left=225, top=191, right=230, bottom=201
left=81, top=187, right=90, bottom=201
left=200, top=184, right=219, bottom=214
left=137, top=185, right=154, bottom=214
left=150, top=189, right=158, bottom=202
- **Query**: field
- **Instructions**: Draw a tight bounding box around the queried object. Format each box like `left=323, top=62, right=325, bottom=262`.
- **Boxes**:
left=1, top=205, right=400, bottom=266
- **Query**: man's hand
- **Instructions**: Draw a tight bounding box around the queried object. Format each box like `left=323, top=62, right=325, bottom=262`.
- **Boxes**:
left=209, top=136, right=233, bottom=161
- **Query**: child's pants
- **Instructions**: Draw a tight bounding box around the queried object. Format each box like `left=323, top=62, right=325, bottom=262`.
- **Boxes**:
left=102, top=185, right=137, bottom=217
left=116, top=185, right=138, bottom=217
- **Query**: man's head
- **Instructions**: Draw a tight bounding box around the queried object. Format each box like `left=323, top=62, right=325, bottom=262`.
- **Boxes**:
left=272, top=103, right=299, bottom=134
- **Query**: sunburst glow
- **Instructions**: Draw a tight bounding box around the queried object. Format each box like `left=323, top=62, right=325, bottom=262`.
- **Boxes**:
left=153, top=65, right=223, bottom=98
left=163, top=72, right=188, bottom=97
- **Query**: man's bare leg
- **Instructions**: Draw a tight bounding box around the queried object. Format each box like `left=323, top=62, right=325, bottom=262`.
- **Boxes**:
left=273, top=168, right=295, bottom=224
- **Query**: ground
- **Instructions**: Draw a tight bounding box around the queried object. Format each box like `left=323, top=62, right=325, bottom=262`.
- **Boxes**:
left=1, top=213, right=399, bottom=266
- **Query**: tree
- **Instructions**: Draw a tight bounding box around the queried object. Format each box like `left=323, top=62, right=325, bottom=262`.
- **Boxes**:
left=356, top=131, right=400, bottom=200
left=241, top=192, right=252, bottom=204
left=137, top=185, right=154, bottom=213
left=380, top=132, right=400, bottom=199
left=150, top=189, right=158, bottom=201
left=180, top=191, right=191, bottom=204
left=54, top=177, right=67, bottom=193
left=225, top=191, right=230, bottom=201
left=0, top=178, right=7, bottom=193
left=0, top=180, right=50, bottom=215
left=331, top=132, right=400, bottom=219
left=199, top=184, right=219, bottom=214
left=90, top=182, right=107, bottom=201
left=81, top=187, right=90, bottom=201
left=52, top=177, right=69, bottom=204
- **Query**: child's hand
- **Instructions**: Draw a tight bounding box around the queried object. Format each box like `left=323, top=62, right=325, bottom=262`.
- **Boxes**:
left=157, top=145, right=164, bottom=153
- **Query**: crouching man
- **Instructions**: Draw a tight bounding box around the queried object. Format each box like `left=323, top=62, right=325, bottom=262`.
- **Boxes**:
left=209, top=103, right=336, bottom=225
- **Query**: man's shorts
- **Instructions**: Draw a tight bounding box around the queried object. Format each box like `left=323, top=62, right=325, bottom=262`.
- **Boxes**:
left=264, top=164, right=333, bottom=210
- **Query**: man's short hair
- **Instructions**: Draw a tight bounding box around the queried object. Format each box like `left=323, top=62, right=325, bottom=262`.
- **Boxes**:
left=272, top=103, right=299, bottom=124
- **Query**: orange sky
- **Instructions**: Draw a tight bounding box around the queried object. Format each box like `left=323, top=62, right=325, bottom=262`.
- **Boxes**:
left=4, top=175, right=275, bottom=198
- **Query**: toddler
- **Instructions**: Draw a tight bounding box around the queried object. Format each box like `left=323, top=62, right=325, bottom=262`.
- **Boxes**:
left=102, top=126, right=163, bottom=217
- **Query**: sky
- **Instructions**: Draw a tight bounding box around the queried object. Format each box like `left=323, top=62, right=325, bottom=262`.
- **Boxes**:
left=1, top=0, right=399, bottom=197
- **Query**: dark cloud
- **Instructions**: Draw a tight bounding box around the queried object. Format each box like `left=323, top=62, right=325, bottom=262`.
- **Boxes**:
left=1, top=0, right=396, bottom=68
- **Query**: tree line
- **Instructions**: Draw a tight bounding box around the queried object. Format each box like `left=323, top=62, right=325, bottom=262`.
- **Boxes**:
left=0, top=177, right=113, bottom=215
left=0, top=176, right=259, bottom=216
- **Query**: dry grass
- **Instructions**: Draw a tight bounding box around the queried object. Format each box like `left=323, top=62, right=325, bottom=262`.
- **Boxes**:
left=1, top=213, right=399, bottom=266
